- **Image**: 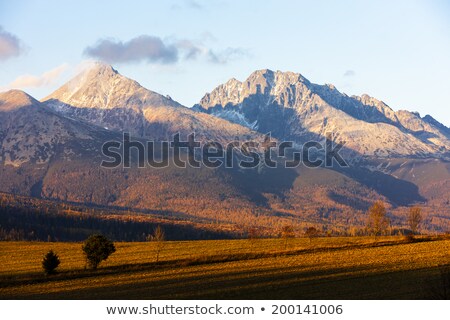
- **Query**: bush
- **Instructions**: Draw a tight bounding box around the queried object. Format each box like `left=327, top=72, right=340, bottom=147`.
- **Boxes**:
left=280, top=225, right=295, bottom=250
left=82, top=234, right=116, bottom=269
left=305, top=227, right=320, bottom=243
left=404, top=233, right=415, bottom=243
left=42, top=250, right=60, bottom=275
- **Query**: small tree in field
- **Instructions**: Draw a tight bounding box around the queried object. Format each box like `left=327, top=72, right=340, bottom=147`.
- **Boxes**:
left=280, top=225, right=295, bottom=250
left=367, top=201, right=390, bottom=238
left=408, top=206, right=422, bottom=235
left=42, top=250, right=60, bottom=275
left=148, top=225, right=165, bottom=262
left=246, top=227, right=260, bottom=251
left=82, top=234, right=116, bottom=270
left=305, top=227, right=320, bottom=243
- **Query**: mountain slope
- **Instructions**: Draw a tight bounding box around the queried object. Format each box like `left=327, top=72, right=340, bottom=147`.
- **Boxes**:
left=0, top=69, right=449, bottom=234
left=0, top=90, right=105, bottom=167
left=0, top=89, right=262, bottom=225
left=1, top=91, right=426, bottom=232
left=43, top=62, right=257, bottom=143
left=195, top=69, right=450, bottom=158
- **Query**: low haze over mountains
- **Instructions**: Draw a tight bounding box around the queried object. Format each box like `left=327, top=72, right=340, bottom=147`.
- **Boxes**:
left=1, top=63, right=449, bottom=233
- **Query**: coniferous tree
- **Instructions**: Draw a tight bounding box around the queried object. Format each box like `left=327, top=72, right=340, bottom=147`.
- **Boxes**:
left=42, top=250, right=60, bottom=275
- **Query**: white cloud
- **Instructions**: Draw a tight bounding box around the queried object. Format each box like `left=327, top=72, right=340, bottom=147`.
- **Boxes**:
left=6, top=64, right=69, bottom=89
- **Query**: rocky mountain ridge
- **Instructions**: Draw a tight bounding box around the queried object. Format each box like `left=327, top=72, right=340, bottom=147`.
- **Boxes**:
left=195, top=69, right=450, bottom=158
left=43, top=62, right=259, bottom=143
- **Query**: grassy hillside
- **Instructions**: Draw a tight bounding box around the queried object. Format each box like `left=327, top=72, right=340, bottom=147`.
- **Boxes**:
left=1, top=236, right=449, bottom=299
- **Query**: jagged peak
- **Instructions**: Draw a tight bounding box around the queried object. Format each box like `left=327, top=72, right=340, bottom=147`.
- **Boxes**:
left=81, top=61, right=119, bottom=77
left=248, top=68, right=274, bottom=76
left=243, top=69, right=310, bottom=89
left=0, top=90, right=39, bottom=111
left=422, top=114, right=450, bottom=132
left=70, top=61, right=131, bottom=87
left=423, top=114, right=443, bottom=126
left=396, top=109, right=420, bottom=118
left=355, top=93, right=392, bottom=110
left=0, top=89, right=35, bottom=100
left=42, top=62, right=184, bottom=111
left=42, top=61, right=144, bottom=104
left=247, top=68, right=303, bottom=79
left=225, top=77, right=242, bottom=86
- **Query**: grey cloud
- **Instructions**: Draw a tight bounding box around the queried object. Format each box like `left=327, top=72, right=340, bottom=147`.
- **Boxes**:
left=0, top=27, right=25, bottom=61
left=84, top=35, right=178, bottom=64
left=344, top=70, right=355, bottom=77
left=175, top=39, right=203, bottom=60
left=186, top=0, right=203, bottom=9
left=84, top=34, right=247, bottom=65
left=208, top=48, right=248, bottom=64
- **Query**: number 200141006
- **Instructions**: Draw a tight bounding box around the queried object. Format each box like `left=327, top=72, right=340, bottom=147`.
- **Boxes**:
left=272, top=305, right=343, bottom=315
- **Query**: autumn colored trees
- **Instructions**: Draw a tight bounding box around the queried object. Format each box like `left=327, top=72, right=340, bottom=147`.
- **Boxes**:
left=305, top=227, right=320, bottom=243
left=367, top=201, right=390, bottom=237
left=408, top=207, right=422, bottom=235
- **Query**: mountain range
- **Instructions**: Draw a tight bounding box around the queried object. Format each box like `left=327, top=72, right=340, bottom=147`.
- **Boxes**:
left=195, top=69, right=450, bottom=158
left=43, top=64, right=257, bottom=143
left=1, top=62, right=449, bottom=234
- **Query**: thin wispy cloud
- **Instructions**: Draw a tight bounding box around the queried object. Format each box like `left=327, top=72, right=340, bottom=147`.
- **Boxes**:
left=175, top=39, right=204, bottom=60
left=171, top=0, right=205, bottom=11
left=186, top=0, right=203, bottom=10
left=343, top=70, right=356, bottom=77
left=0, top=26, right=25, bottom=61
left=6, top=64, right=69, bottom=89
left=84, top=35, right=247, bottom=65
left=208, top=47, right=248, bottom=64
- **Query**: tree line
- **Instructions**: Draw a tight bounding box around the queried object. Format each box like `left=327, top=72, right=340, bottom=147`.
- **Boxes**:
left=0, top=199, right=233, bottom=241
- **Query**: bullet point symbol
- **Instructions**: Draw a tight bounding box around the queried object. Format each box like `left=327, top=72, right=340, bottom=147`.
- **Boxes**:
left=261, top=307, right=265, bottom=311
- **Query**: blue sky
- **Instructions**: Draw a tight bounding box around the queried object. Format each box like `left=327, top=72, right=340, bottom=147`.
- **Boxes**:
left=0, top=0, right=449, bottom=125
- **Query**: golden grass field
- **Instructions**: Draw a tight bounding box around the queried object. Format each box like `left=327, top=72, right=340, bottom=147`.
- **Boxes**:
left=0, top=236, right=449, bottom=299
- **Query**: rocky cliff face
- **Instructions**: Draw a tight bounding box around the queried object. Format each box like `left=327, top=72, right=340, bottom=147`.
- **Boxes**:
left=196, top=69, right=450, bottom=158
